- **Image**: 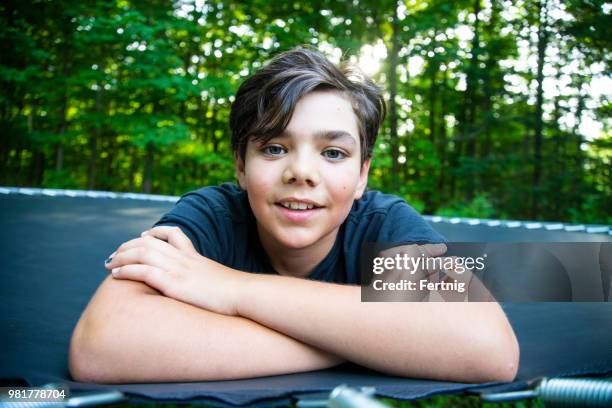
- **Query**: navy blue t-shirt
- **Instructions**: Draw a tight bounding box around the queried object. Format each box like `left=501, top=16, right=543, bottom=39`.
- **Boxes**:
left=154, top=183, right=445, bottom=284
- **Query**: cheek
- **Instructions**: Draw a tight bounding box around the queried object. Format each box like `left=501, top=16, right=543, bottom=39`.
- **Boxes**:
left=247, top=178, right=272, bottom=201
left=244, top=162, right=277, bottom=205
left=327, top=172, right=360, bottom=208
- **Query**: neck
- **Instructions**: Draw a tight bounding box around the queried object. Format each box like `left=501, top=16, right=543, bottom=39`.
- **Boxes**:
left=257, top=223, right=339, bottom=279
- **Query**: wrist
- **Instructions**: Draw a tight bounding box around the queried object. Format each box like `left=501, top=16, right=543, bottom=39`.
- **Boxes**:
left=231, top=267, right=257, bottom=317
left=190, top=255, right=254, bottom=316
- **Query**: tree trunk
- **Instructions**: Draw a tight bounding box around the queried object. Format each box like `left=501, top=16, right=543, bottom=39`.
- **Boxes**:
left=424, top=52, right=438, bottom=211
left=571, top=81, right=586, bottom=211
left=127, top=147, right=138, bottom=192
left=0, top=137, right=9, bottom=172
left=55, top=145, right=64, bottom=172
left=142, top=141, right=154, bottom=194
left=481, top=1, right=498, bottom=163
left=464, top=0, right=481, bottom=201
left=29, top=151, right=46, bottom=187
left=55, top=101, right=68, bottom=172
left=428, top=59, right=437, bottom=145
left=388, top=2, right=400, bottom=192
left=550, top=61, right=565, bottom=218
left=55, top=37, right=71, bottom=173
left=437, top=70, right=449, bottom=206
left=14, top=145, right=23, bottom=185
left=87, top=90, right=103, bottom=190
left=87, top=134, right=97, bottom=190
left=55, top=97, right=68, bottom=172
left=532, top=0, right=549, bottom=218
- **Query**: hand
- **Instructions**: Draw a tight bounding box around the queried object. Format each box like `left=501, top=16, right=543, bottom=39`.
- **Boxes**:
left=432, top=257, right=496, bottom=302
left=104, top=226, right=246, bottom=316
left=375, top=244, right=494, bottom=302
left=364, top=243, right=447, bottom=301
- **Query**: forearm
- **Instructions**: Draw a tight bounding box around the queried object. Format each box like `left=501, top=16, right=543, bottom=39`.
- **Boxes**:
left=68, top=276, right=343, bottom=383
left=237, top=274, right=519, bottom=383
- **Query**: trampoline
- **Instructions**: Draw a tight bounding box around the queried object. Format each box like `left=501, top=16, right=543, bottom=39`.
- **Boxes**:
left=1, top=187, right=611, bottom=407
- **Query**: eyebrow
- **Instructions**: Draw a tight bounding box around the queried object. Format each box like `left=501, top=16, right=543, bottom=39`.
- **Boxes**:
left=281, top=129, right=357, bottom=147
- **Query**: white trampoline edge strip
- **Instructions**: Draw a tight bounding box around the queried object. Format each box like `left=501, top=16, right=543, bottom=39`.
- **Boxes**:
left=0, top=186, right=179, bottom=203
left=0, top=186, right=610, bottom=235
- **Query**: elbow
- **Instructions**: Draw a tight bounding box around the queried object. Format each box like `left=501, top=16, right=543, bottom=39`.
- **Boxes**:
left=68, top=318, right=96, bottom=383
left=68, top=277, right=152, bottom=383
left=477, top=324, right=520, bottom=383
left=481, top=348, right=519, bottom=383
left=68, top=314, right=115, bottom=384
left=68, top=346, right=95, bottom=383
left=497, top=334, right=520, bottom=382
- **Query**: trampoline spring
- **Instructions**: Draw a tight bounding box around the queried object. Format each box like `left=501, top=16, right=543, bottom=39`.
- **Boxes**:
left=481, top=377, right=612, bottom=407
left=539, top=378, right=612, bottom=407
left=296, top=385, right=387, bottom=408
left=328, top=385, right=388, bottom=408
left=0, top=403, right=59, bottom=408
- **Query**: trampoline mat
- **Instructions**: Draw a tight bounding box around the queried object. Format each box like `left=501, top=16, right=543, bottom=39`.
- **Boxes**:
left=1, top=194, right=611, bottom=406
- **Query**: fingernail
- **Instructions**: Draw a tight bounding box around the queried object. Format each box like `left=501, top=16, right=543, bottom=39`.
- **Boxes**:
left=112, top=268, right=119, bottom=275
left=104, top=252, right=117, bottom=264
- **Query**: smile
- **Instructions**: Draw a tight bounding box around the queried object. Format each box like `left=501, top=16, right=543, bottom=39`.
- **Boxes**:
left=275, top=200, right=323, bottom=223
left=276, top=199, right=323, bottom=211
left=279, top=202, right=315, bottom=210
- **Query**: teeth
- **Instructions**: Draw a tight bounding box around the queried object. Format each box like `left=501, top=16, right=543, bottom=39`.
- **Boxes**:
left=280, top=202, right=316, bottom=210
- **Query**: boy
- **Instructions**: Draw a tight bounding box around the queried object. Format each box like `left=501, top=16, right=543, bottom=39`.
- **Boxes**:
left=68, top=46, right=519, bottom=383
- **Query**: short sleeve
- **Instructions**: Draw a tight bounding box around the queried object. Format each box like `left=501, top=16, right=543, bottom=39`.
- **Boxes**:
left=379, top=201, right=446, bottom=245
left=153, top=192, right=228, bottom=261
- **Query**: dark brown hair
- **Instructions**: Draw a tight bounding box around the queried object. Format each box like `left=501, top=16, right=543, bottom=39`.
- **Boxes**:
left=229, top=46, right=386, bottom=164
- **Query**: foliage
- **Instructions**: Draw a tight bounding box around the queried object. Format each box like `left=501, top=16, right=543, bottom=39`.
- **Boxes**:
left=104, top=394, right=545, bottom=407
left=435, top=193, right=497, bottom=219
left=0, top=0, right=609, bottom=224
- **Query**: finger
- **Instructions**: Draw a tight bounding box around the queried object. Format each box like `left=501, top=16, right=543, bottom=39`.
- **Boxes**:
left=112, top=235, right=176, bottom=259
left=105, top=246, right=168, bottom=271
left=419, top=243, right=447, bottom=257
left=142, top=226, right=198, bottom=254
left=414, top=256, right=467, bottom=280
left=111, top=264, right=168, bottom=292
left=377, top=245, right=443, bottom=281
left=440, top=256, right=473, bottom=279
left=378, top=243, right=446, bottom=261
left=117, top=234, right=174, bottom=254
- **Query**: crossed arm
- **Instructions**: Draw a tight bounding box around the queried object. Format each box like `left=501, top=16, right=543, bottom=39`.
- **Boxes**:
left=68, top=227, right=519, bottom=384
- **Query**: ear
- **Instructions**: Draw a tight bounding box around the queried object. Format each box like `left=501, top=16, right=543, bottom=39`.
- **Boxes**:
left=354, top=157, right=371, bottom=200
left=234, top=153, right=246, bottom=190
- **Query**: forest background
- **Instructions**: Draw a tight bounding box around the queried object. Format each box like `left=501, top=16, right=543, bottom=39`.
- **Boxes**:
left=1, top=0, right=610, bottom=224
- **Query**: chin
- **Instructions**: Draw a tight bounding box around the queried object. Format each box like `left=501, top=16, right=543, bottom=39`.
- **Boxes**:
left=275, top=232, right=320, bottom=250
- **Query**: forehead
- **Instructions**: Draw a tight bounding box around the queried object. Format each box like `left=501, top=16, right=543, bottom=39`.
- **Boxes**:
left=284, top=89, right=359, bottom=140
left=279, top=128, right=357, bottom=148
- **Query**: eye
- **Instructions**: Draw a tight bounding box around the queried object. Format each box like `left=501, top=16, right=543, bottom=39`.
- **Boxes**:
left=322, top=149, right=346, bottom=160
left=262, top=145, right=287, bottom=156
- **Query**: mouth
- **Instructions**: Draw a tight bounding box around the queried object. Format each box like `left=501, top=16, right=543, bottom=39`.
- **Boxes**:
left=274, top=199, right=324, bottom=211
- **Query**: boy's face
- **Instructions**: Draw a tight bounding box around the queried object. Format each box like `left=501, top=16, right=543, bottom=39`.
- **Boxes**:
left=236, top=89, right=371, bottom=251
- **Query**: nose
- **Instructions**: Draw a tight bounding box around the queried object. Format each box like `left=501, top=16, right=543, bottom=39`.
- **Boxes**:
left=281, top=150, right=320, bottom=187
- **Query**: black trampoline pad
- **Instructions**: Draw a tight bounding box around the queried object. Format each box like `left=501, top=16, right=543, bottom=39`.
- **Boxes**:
left=1, top=193, right=611, bottom=407
left=0, top=195, right=175, bottom=385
